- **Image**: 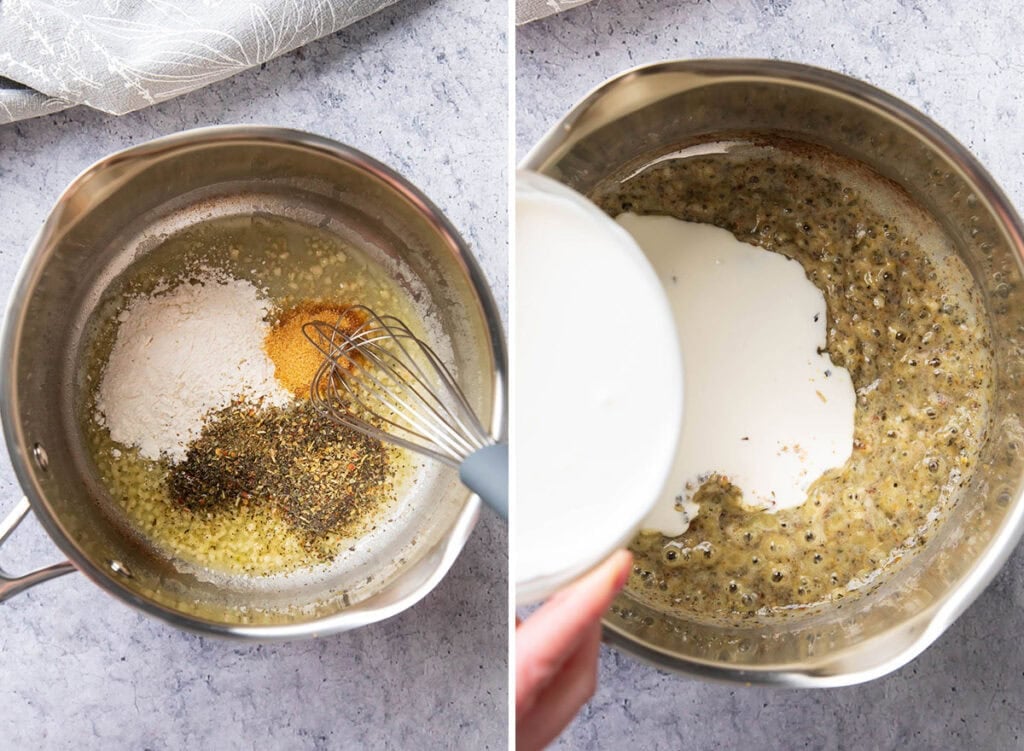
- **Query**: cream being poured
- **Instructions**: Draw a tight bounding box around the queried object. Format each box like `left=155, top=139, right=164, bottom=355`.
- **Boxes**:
left=616, top=214, right=856, bottom=537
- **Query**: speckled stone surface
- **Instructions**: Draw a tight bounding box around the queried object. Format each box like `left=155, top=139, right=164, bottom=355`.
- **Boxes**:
left=518, top=2, right=1024, bottom=748
left=0, top=1, right=507, bottom=748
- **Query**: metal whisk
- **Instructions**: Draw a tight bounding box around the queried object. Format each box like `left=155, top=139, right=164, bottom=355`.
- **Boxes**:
left=302, top=306, right=507, bottom=518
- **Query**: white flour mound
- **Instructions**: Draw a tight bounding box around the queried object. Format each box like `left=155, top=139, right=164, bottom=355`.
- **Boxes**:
left=95, top=271, right=291, bottom=462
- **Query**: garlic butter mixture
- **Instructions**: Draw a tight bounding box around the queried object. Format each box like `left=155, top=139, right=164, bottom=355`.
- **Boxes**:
left=81, top=215, right=422, bottom=577
left=591, top=140, right=994, bottom=623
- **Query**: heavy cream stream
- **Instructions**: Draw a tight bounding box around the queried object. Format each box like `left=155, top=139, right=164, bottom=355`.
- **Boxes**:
left=616, top=214, right=856, bottom=536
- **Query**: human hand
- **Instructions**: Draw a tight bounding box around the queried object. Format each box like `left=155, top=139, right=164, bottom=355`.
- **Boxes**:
left=515, top=549, right=634, bottom=751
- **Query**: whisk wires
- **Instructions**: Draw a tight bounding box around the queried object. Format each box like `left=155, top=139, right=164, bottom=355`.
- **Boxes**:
left=303, top=306, right=492, bottom=468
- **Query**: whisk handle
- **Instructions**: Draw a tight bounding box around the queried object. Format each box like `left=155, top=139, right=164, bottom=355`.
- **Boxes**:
left=459, top=443, right=508, bottom=520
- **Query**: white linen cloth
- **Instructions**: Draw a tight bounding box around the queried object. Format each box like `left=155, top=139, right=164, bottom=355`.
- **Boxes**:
left=0, top=0, right=399, bottom=124
left=517, top=0, right=595, bottom=24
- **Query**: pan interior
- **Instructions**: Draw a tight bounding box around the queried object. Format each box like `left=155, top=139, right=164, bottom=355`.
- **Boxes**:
left=12, top=136, right=497, bottom=628
left=526, top=65, right=1024, bottom=678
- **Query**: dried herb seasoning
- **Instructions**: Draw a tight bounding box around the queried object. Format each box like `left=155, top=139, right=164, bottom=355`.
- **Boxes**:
left=168, top=400, right=395, bottom=557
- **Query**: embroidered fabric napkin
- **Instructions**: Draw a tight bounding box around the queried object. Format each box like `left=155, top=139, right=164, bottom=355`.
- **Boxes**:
left=0, top=0, right=398, bottom=124
left=516, top=0, right=594, bottom=25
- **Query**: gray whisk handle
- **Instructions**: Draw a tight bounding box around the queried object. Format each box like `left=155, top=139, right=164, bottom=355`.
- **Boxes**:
left=459, top=444, right=508, bottom=520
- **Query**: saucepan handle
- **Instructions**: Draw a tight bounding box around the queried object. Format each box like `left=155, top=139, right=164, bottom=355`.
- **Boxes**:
left=0, top=497, right=76, bottom=602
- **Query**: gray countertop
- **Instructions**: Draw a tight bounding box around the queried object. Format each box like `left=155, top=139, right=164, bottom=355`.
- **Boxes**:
left=0, top=0, right=507, bottom=748
left=518, top=1, right=1024, bottom=749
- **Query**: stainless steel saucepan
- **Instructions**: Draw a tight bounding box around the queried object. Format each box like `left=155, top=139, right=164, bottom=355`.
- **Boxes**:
left=523, top=59, right=1024, bottom=686
left=0, top=126, right=506, bottom=638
